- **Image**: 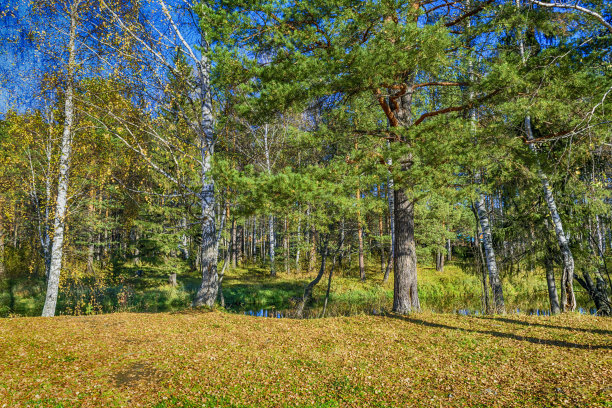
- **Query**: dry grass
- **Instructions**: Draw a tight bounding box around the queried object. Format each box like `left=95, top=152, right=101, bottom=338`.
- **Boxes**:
left=0, top=311, right=610, bottom=407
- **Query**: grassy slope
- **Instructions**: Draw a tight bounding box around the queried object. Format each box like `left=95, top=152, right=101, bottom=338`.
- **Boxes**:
left=0, top=311, right=610, bottom=407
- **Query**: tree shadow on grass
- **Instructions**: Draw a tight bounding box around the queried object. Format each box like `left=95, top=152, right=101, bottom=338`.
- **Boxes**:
left=387, top=314, right=612, bottom=350
left=488, top=316, right=612, bottom=336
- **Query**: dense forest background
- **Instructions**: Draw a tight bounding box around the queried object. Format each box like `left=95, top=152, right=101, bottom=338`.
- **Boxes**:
left=0, top=0, right=610, bottom=318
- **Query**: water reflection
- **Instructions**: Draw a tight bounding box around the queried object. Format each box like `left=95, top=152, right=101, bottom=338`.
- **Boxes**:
left=240, top=307, right=599, bottom=319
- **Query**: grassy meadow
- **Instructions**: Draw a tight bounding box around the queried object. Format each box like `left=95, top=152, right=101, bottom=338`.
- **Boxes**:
left=0, top=310, right=610, bottom=407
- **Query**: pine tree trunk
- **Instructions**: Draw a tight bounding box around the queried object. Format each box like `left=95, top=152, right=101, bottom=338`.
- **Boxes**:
left=474, top=197, right=504, bottom=314
left=435, top=250, right=444, bottom=272
left=393, top=186, right=420, bottom=313
left=42, top=6, right=78, bottom=317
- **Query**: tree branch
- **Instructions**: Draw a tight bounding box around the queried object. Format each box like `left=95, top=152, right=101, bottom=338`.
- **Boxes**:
left=526, top=0, right=612, bottom=32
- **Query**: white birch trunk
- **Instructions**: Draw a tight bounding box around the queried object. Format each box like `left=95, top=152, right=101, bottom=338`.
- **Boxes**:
left=268, top=215, right=275, bottom=276
left=526, top=117, right=576, bottom=311
left=42, top=4, right=78, bottom=317
left=263, top=125, right=276, bottom=276
left=474, top=197, right=504, bottom=313
left=514, top=0, right=576, bottom=310
left=192, top=54, right=218, bottom=307
left=467, top=10, right=504, bottom=312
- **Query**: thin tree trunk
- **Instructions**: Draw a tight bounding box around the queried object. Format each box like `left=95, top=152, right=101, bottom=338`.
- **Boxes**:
left=322, top=254, right=338, bottom=318
left=231, top=216, right=237, bottom=268
left=251, top=217, right=256, bottom=260
left=42, top=5, right=78, bottom=317
left=297, top=232, right=327, bottom=318
left=295, top=218, right=301, bottom=273
left=269, top=215, right=276, bottom=276
left=435, top=250, right=444, bottom=272
left=284, top=217, right=289, bottom=274
left=384, top=172, right=394, bottom=283
left=379, top=212, right=385, bottom=276
left=474, top=197, right=505, bottom=314
left=466, top=11, right=503, bottom=314
left=575, top=269, right=611, bottom=316
left=544, top=247, right=561, bottom=314
left=0, top=211, right=5, bottom=278
left=475, top=224, right=490, bottom=314
left=238, top=224, right=244, bottom=264
left=308, top=208, right=316, bottom=274
left=525, top=118, right=576, bottom=311
left=180, top=216, right=189, bottom=260
left=338, top=218, right=344, bottom=268
left=515, top=0, right=575, bottom=312
left=87, top=190, right=95, bottom=273
left=357, top=188, right=365, bottom=281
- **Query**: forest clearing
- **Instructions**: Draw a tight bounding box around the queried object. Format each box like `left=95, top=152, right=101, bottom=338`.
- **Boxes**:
left=1, top=0, right=612, bottom=406
left=1, top=310, right=610, bottom=407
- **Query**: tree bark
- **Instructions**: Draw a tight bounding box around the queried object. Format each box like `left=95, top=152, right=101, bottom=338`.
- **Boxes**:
left=379, top=212, right=385, bottom=276
left=525, top=117, right=576, bottom=311
left=42, top=4, right=78, bottom=317
left=268, top=215, right=276, bottom=277
left=295, top=219, right=301, bottom=273
left=284, top=217, right=289, bottom=274
left=435, top=250, right=444, bottom=272
left=544, top=248, right=561, bottom=315
left=296, top=233, right=327, bottom=318
left=357, top=188, right=365, bottom=281
left=231, top=216, right=237, bottom=268
left=393, top=186, right=420, bottom=313
left=474, top=223, right=490, bottom=314
left=575, top=269, right=611, bottom=316
left=192, top=52, right=218, bottom=308
left=474, top=196, right=505, bottom=314
left=0, top=211, right=5, bottom=279
left=384, top=170, right=394, bottom=283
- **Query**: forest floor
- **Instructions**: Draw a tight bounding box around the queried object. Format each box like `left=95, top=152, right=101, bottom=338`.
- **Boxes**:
left=0, top=311, right=610, bottom=407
